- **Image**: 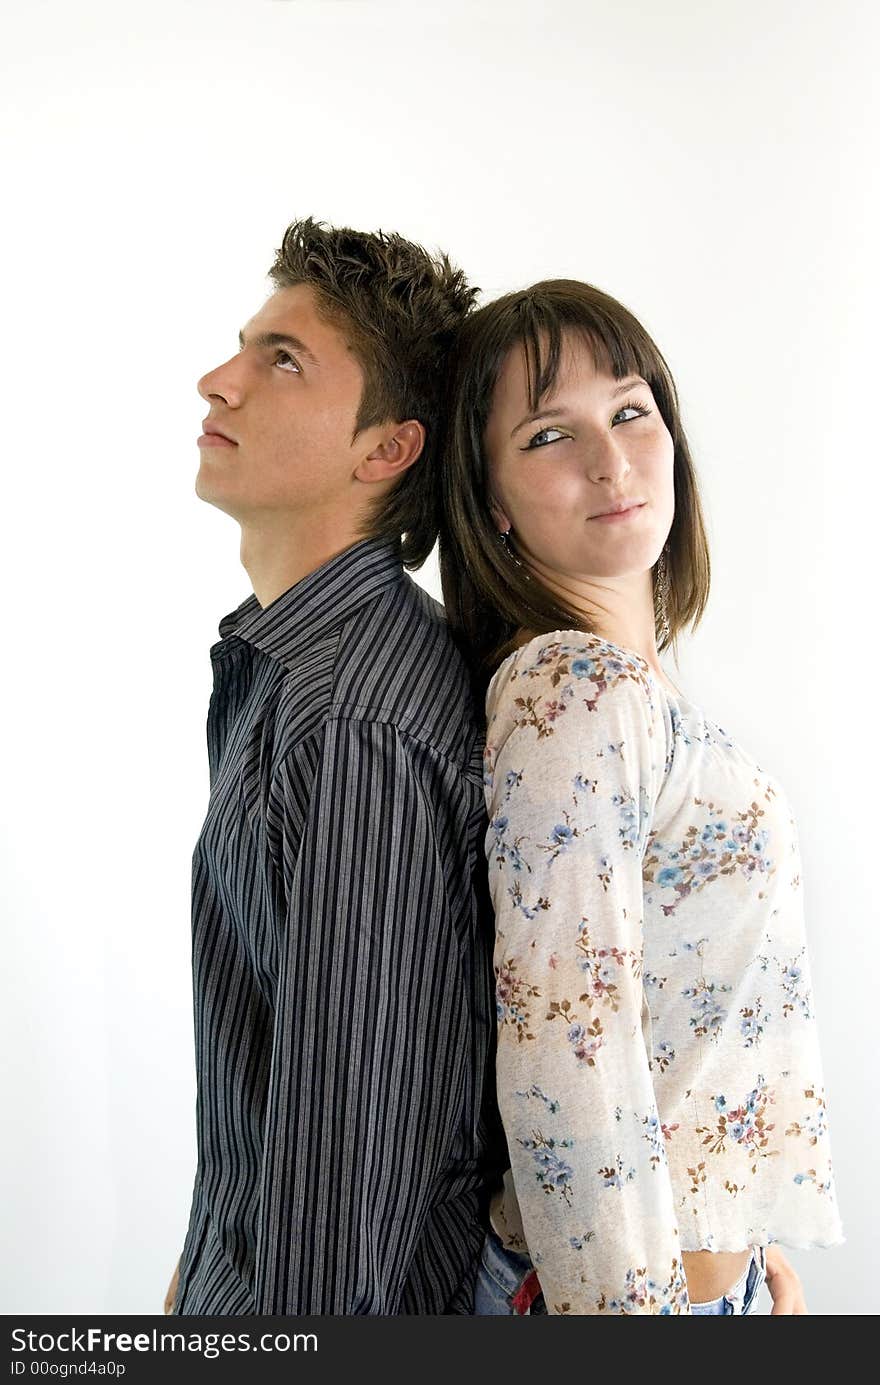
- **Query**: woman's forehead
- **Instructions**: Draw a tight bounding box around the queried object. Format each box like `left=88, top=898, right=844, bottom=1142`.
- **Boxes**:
left=495, top=329, right=622, bottom=409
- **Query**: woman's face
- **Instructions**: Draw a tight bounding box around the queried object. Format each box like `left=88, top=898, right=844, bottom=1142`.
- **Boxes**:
left=484, top=331, right=675, bottom=583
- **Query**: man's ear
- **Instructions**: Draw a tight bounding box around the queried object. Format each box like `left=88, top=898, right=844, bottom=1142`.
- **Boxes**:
left=355, top=420, right=425, bottom=483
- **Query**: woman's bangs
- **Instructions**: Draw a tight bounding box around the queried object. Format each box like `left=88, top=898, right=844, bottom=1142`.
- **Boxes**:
left=511, top=298, right=650, bottom=415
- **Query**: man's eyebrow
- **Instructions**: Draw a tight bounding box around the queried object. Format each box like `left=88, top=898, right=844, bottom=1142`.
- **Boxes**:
left=237, top=328, right=319, bottom=365
left=510, top=376, right=649, bottom=437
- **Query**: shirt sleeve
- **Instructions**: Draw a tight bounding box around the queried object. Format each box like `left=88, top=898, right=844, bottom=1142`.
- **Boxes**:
left=486, top=646, right=691, bottom=1314
left=253, top=715, right=474, bottom=1314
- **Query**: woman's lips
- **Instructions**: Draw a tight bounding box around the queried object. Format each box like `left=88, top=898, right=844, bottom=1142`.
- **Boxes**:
left=197, top=434, right=237, bottom=448
left=590, top=503, right=645, bottom=523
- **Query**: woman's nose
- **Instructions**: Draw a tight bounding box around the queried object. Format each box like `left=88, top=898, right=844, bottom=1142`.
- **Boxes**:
left=585, top=430, right=630, bottom=483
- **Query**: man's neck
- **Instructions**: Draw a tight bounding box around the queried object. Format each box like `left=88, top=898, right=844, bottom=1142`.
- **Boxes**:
left=239, top=515, right=368, bottom=609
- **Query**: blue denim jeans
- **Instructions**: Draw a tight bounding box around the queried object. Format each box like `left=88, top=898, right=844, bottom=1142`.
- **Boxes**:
left=474, top=1226, right=548, bottom=1315
left=689, top=1244, right=767, bottom=1315
left=474, top=1226, right=766, bottom=1316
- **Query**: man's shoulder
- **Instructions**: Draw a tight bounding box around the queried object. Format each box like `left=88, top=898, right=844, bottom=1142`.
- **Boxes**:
left=272, top=571, right=483, bottom=775
left=329, top=573, right=481, bottom=765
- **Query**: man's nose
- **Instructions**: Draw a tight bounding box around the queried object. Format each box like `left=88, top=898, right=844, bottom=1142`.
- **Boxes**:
left=197, top=355, right=243, bottom=406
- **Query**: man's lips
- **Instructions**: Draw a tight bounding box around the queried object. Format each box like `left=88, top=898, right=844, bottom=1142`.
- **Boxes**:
left=198, top=433, right=237, bottom=448
left=200, top=420, right=238, bottom=444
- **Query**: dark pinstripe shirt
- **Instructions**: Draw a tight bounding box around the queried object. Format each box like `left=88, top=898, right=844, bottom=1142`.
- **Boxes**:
left=174, top=536, right=504, bottom=1315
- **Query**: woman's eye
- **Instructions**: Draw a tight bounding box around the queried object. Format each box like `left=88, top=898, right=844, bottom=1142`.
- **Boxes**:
left=524, top=426, right=568, bottom=450
left=613, top=403, right=650, bottom=424
left=274, top=350, right=301, bottom=373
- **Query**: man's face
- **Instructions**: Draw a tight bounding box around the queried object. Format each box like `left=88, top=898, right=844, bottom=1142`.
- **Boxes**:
left=195, top=283, right=369, bottom=521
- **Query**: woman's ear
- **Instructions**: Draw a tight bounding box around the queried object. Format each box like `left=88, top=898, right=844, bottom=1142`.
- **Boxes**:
left=488, top=497, right=512, bottom=533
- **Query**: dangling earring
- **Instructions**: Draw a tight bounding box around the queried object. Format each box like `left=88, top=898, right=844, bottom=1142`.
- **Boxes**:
left=654, top=542, right=671, bottom=644
left=498, top=525, right=524, bottom=570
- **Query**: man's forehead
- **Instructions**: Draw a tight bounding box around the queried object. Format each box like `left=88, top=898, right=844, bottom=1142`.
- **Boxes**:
left=238, top=283, right=365, bottom=375
left=240, top=282, right=324, bottom=344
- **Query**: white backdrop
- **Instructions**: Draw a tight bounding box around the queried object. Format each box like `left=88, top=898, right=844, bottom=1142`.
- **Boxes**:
left=3, top=0, right=877, bottom=1315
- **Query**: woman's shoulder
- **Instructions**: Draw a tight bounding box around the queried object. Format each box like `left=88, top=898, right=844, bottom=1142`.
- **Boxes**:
left=486, top=627, right=655, bottom=708
left=483, top=627, right=662, bottom=772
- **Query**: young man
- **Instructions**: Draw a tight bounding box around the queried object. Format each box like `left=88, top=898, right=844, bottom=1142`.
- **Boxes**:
left=167, top=218, right=504, bottom=1315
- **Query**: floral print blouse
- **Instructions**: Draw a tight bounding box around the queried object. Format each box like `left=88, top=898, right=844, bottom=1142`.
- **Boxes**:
left=483, top=629, right=844, bottom=1315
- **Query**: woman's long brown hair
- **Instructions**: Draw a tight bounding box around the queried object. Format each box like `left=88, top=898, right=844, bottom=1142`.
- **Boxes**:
left=437, top=278, right=712, bottom=702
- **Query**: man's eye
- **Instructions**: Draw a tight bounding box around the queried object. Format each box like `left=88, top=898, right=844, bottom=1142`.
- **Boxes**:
left=274, top=350, right=301, bottom=373
left=523, top=426, right=568, bottom=450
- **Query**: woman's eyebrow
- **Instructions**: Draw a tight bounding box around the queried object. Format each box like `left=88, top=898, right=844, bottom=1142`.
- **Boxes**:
left=510, top=405, right=569, bottom=438
left=610, top=375, right=648, bottom=395
left=510, top=377, right=648, bottom=438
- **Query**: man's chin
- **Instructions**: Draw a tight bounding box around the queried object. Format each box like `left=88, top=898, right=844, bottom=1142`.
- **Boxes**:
left=194, top=473, right=242, bottom=519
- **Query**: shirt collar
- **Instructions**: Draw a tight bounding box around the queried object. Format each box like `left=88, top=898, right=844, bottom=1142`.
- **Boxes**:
left=213, top=536, right=406, bottom=671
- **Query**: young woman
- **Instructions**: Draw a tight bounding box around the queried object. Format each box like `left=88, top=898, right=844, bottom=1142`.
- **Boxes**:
left=439, top=279, right=844, bottom=1315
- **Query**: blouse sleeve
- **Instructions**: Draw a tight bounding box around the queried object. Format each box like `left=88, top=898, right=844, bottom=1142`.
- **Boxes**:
left=485, top=643, right=691, bottom=1314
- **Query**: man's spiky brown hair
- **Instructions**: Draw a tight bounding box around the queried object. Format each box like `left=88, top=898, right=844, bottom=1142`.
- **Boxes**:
left=268, top=216, right=478, bottom=568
